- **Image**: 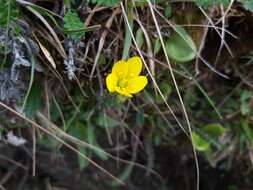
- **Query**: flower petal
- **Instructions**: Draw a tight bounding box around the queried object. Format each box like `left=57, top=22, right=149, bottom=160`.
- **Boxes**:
left=115, top=87, right=133, bottom=97
left=106, top=73, right=118, bottom=92
left=112, top=60, right=128, bottom=78
left=126, top=76, right=148, bottom=94
left=126, top=56, right=142, bottom=77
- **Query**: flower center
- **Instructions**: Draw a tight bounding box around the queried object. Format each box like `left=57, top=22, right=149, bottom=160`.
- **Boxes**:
left=118, top=78, right=128, bottom=88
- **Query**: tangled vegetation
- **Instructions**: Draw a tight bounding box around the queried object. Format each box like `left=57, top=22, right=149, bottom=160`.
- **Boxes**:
left=0, top=0, right=253, bottom=190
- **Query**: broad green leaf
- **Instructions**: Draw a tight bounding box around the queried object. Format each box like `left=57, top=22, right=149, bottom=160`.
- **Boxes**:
left=192, top=132, right=210, bottom=151
left=63, top=10, right=85, bottom=39
left=165, top=26, right=197, bottom=62
left=203, top=123, right=225, bottom=138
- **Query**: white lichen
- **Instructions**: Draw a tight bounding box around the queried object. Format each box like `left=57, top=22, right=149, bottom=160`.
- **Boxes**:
left=64, top=40, right=77, bottom=80
left=6, top=131, right=27, bottom=147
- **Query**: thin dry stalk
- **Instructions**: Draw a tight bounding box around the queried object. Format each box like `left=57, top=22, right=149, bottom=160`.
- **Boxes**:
left=0, top=101, right=124, bottom=185
left=120, top=2, right=189, bottom=138
left=152, top=5, right=229, bottom=79
left=147, top=1, right=199, bottom=190
left=89, top=7, right=121, bottom=80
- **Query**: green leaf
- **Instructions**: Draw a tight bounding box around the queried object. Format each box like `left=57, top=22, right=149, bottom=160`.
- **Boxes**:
left=180, top=65, right=222, bottom=119
left=156, top=82, right=172, bottom=103
left=87, top=124, right=108, bottom=160
left=153, top=134, right=161, bottom=146
left=240, top=90, right=252, bottom=101
left=0, top=0, right=19, bottom=28
left=164, top=3, right=172, bottom=18
left=195, top=0, right=212, bottom=7
left=195, top=0, right=229, bottom=7
left=165, top=26, right=197, bottom=63
left=1, top=0, right=20, bottom=67
left=243, top=0, right=253, bottom=12
left=192, top=132, right=210, bottom=151
left=77, top=145, right=90, bottom=170
left=134, top=0, right=146, bottom=7
left=241, top=101, right=250, bottom=115
left=72, top=122, right=90, bottom=170
left=240, top=90, right=253, bottom=115
left=203, top=123, right=225, bottom=138
left=24, top=82, right=42, bottom=118
left=136, top=108, right=145, bottom=126
left=111, top=163, right=133, bottom=186
left=71, top=122, right=86, bottom=139
left=63, top=10, right=85, bottom=39
left=98, top=55, right=106, bottom=65
left=90, top=0, right=121, bottom=6
left=242, top=0, right=253, bottom=11
left=135, top=28, right=144, bottom=49
left=154, top=38, right=161, bottom=55
left=241, top=120, right=253, bottom=146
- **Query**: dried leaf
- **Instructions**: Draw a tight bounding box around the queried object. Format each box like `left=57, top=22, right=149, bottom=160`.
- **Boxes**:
left=34, top=34, right=56, bottom=69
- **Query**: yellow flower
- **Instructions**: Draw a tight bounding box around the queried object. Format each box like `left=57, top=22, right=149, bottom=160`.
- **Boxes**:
left=106, top=56, right=148, bottom=97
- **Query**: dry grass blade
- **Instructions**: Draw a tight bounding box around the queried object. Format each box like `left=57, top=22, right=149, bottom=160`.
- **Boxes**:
left=33, top=34, right=56, bottom=69
left=85, top=5, right=103, bottom=26
left=195, top=19, right=209, bottom=75
left=134, top=16, right=155, bottom=76
left=214, top=5, right=226, bottom=66
left=146, top=1, right=199, bottom=190
left=179, top=24, right=237, bottom=38
left=0, top=101, right=124, bottom=185
left=120, top=2, right=189, bottom=138
left=198, top=6, right=233, bottom=57
left=215, top=0, right=235, bottom=24
left=89, top=7, right=121, bottom=80
left=152, top=5, right=229, bottom=79
left=35, top=111, right=163, bottom=180
left=26, top=6, right=67, bottom=58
